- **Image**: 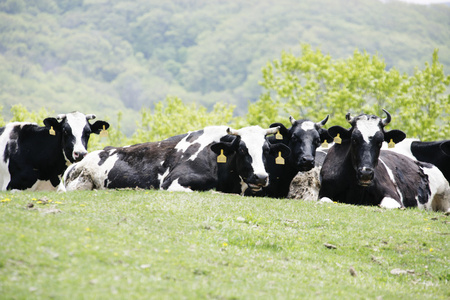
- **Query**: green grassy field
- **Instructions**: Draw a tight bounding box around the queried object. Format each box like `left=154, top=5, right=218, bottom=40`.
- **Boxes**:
left=0, top=190, right=449, bottom=299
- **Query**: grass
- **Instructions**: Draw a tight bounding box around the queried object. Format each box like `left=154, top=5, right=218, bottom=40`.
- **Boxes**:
left=0, top=189, right=449, bottom=299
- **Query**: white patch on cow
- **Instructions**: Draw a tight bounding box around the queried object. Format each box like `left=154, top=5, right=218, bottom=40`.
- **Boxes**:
left=380, top=197, right=402, bottom=209
left=167, top=179, right=193, bottom=192
left=379, top=158, right=403, bottom=204
left=0, top=123, right=17, bottom=190
left=319, top=197, right=333, bottom=203
left=356, top=118, right=381, bottom=144
left=30, top=180, right=55, bottom=191
left=382, top=138, right=418, bottom=159
left=239, top=176, right=248, bottom=195
left=158, top=168, right=170, bottom=186
left=420, top=164, right=450, bottom=212
left=301, top=121, right=315, bottom=131
left=175, top=126, right=229, bottom=161
left=63, top=150, right=119, bottom=191
left=65, top=112, right=89, bottom=161
left=234, top=126, right=269, bottom=178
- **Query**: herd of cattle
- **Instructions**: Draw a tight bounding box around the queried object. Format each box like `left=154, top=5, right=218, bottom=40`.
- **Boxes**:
left=1, top=110, right=450, bottom=213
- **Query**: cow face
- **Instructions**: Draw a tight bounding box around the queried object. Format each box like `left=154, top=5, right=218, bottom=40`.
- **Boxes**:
left=328, top=110, right=405, bottom=187
left=271, top=115, right=331, bottom=171
left=211, top=126, right=290, bottom=192
left=43, top=112, right=110, bottom=163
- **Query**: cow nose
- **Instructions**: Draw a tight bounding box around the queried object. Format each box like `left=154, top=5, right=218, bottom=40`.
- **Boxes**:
left=254, top=174, right=269, bottom=186
left=301, top=155, right=314, bottom=165
left=358, top=167, right=374, bottom=182
left=73, top=151, right=87, bottom=161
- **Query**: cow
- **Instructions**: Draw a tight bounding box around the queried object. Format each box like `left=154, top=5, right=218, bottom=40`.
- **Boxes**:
left=59, top=125, right=290, bottom=194
left=0, top=111, right=110, bottom=190
left=246, top=115, right=332, bottom=198
left=382, top=138, right=450, bottom=182
left=319, top=110, right=450, bottom=212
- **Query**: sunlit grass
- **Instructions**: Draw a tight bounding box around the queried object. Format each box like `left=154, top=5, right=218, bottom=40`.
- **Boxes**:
left=0, top=190, right=448, bottom=299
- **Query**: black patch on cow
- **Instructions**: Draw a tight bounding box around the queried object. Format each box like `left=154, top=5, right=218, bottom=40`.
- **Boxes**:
left=98, top=147, right=113, bottom=166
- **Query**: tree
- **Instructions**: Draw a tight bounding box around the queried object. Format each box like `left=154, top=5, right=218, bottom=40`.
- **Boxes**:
left=254, top=44, right=450, bottom=140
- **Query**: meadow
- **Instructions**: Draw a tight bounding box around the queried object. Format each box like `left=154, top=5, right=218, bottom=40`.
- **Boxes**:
left=0, top=189, right=449, bottom=299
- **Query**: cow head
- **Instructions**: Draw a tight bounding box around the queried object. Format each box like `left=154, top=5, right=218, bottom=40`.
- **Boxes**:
left=270, top=115, right=332, bottom=171
left=328, top=109, right=405, bottom=187
left=211, top=126, right=290, bottom=192
left=43, top=111, right=110, bottom=163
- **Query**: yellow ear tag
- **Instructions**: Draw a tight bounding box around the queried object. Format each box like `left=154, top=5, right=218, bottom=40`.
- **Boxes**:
left=275, top=151, right=285, bottom=165
left=99, top=125, right=108, bottom=138
left=217, top=149, right=227, bottom=163
left=49, top=126, right=55, bottom=136
left=334, top=134, right=342, bottom=144
left=388, top=139, right=395, bottom=148
left=321, top=140, right=329, bottom=148
left=275, top=132, right=283, bottom=140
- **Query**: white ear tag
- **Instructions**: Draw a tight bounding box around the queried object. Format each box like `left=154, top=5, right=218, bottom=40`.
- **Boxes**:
left=49, top=126, right=55, bottom=136
left=275, top=152, right=285, bottom=165
left=217, top=149, right=227, bottom=163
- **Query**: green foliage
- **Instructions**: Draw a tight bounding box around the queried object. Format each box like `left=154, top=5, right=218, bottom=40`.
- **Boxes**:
left=129, top=96, right=236, bottom=144
left=1, top=0, right=449, bottom=133
left=0, top=190, right=449, bottom=299
left=9, top=104, right=52, bottom=125
left=257, top=45, right=450, bottom=140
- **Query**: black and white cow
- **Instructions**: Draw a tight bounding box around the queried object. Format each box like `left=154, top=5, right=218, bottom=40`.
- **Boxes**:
left=319, top=110, right=450, bottom=212
left=0, top=111, right=110, bottom=190
left=60, top=125, right=290, bottom=194
left=382, top=138, right=450, bottom=182
left=247, top=115, right=332, bottom=198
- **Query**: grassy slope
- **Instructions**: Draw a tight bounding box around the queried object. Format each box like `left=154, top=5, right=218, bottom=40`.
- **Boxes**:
left=0, top=190, right=449, bottom=299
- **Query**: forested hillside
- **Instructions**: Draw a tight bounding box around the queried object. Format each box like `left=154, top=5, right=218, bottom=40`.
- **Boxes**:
left=0, top=0, right=449, bottom=134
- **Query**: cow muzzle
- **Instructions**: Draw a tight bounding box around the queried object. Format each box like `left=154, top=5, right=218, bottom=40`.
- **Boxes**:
left=247, top=174, right=269, bottom=192
left=73, top=151, right=88, bottom=162
left=357, top=167, right=374, bottom=187
left=297, top=155, right=315, bottom=171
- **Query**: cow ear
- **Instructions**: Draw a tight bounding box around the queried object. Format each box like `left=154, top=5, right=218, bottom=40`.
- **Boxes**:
left=384, top=129, right=406, bottom=144
left=270, top=123, right=289, bottom=137
left=269, top=143, right=291, bottom=158
left=318, top=128, right=333, bottom=143
left=211, top=136, right=240, bottom=156
left=440, top=141, right=450, bottom=156
left=43, top=118, right=61, bottom=130
left=90, top=121, right=110, bottom=134
left=328, top=126, right=351, bottom=142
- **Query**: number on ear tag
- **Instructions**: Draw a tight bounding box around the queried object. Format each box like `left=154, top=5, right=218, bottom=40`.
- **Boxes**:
left=49, top=126, right=55, bottom=136
left=99, top=125, right=108, bottom=138
left=388, top=139, right=395, bottom=148
left=275, top=132, right=283, bottom=140
left=217, top=149, right=227, bottom=163
left=334, top=134, right=342, bottom=144
left=275, top=151, right=285, bottom=165
left=321, top=140, right=329, bottom=148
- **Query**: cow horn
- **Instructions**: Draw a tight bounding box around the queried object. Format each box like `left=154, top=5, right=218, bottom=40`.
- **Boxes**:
left=316, top=115, right=329, bottom=128
left=381, top=109, right=391, bottom=127
left=86, top=114, right=96, bottom=120
left=56, top=114, right=67, bottom=121
left=265, top=126, right=280, bottom=135
left=345, top=112, right=355, bottom=124
left=289, top=116, right=296, bottom=125
left=227, top=127, right=239, bottom=136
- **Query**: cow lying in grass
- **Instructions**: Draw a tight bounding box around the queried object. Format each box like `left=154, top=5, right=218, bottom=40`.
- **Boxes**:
left=319, top=110, right=450, bottom=212
left=60, top=125, right=290, bottom=194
